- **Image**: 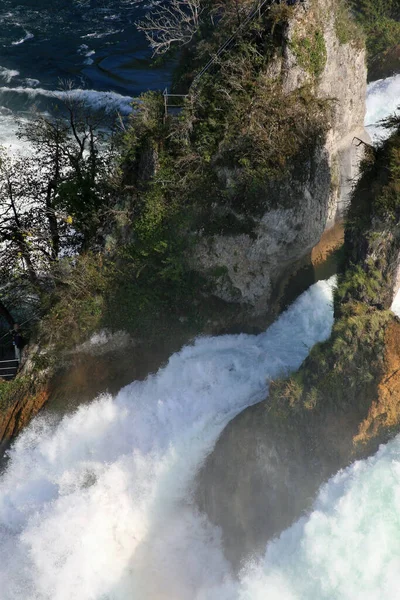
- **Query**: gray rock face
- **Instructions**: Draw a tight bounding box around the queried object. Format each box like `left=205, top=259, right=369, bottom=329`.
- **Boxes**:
left=196, top=145, right=331, bottom=312
left=194, top=0, right=372, bottom=571
left=196, top=392, right=363, bottom=570
left=195, top=403, right=320, bottom=568
left=195, top=0, right=368, bottom=316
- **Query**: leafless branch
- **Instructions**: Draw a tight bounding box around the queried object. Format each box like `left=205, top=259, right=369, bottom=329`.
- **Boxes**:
left=136, top=0, right=203, bottom=56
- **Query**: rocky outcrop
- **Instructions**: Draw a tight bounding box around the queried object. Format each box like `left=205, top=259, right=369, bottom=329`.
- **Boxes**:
left=368, top=44, right=400, bottom=82
left=195, top=0, right=368, bottom=316
left=196, top=144, right=332, bottom=313
left=0, top=378, right=49, bottom=445
left=355, top=321, right=400, bottom=448
left=196, top=123, right=400, bottom=569
left=196, top=314, right=400, bottom=570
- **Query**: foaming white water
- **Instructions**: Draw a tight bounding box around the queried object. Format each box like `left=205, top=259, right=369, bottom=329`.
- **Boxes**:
left=0, top=86, right=133, bottom=114
left=0, top=107, right=30, bottom=154
left=0, top=66, right=19, bottom=83
left=11, top=29, right=34, bottom=46
left=0, top=86, right=132, bottom=153
left=391, top=287, right=400, bottom=318
left=366, top=74, right=400, bottom=143
left=238, top=434, right=400, bottom=600
left=0, top=279, right=335, bottom=600
left=78, top=44, right=96, bottom=66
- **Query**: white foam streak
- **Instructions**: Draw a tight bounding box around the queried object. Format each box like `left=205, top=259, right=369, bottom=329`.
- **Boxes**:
left=11, top=30, right=34, bottom=46
left=0, top=67, right=19, bottom=83
left=0, top=279, right=335, bottom=600
left=0, top=86, right=133, bottom=114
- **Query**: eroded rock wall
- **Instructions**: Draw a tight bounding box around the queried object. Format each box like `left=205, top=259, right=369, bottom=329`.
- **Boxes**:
left=195, top=0, right=368, bottom=316
left=196, top=123, right=400, bottom=570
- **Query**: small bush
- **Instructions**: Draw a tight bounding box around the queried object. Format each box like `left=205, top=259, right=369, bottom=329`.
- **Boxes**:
left=290, top=29, right=327, bottom=78
left=0, top=376, right=31, bottom=409
left=335, top=0, right=365, bottom=47
left=352, top=0, right=400, bottom=63
left=41, top=254, right=109, bottom=350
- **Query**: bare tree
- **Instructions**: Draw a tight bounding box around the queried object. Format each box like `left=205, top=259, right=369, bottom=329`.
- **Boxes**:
left=0, top=152, right=43, bottom=287
left=136, top=0, right=203, bottom=55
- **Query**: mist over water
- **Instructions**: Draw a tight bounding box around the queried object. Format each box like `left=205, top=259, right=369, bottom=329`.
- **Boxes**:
left=0, top=279, right=335, bottom=600
left=238, top=436, right=400, bottom=600
left=2, top=277, right=400, bottom=599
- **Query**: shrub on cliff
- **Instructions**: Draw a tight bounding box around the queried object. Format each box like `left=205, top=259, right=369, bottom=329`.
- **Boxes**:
left=123, top=4, right=331, bottom=226
left=269, top=123, right=400, bottom=434
left=352, top=0, right=400, bottom=67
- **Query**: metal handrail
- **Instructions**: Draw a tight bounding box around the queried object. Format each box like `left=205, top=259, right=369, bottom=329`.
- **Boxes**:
left=0, top=311, right=41, bottom=343
left=163, top=88, right=189, bottom=117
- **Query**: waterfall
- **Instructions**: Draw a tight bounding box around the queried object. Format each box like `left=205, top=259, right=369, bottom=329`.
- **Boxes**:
left=366, top=74, right=400, bottom=142
left=0, top=279, right=334, bottom=600
left=238, top=435, right=400, bottom=600
left=1, top=73, right=400, bottom=600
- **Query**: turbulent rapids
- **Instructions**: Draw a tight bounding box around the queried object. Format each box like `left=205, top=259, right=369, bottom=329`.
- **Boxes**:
left=365, top=74, right=400, bottom=141
left=1, top=277, right=399, bottom=599
left=0, top=280, right=335, bottom=599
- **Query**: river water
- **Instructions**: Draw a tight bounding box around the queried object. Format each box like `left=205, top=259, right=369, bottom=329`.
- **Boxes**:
left=0, top=0, right=172, bottom=151
left=0, top=0, right=398, bottom=152
left=1, top=276, right=400, bottom=599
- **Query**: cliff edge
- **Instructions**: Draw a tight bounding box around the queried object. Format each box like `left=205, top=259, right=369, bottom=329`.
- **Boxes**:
left=194, top=0, right=368, bottom=317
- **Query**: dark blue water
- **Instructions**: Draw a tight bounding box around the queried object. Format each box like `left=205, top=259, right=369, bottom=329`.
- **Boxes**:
left=0, top=0, right=173, bottom=148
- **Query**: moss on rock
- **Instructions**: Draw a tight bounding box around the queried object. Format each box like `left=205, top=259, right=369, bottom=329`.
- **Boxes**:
left=290, top=29, right=327, bottom=78
left=269, top=122, right=400, bottom=453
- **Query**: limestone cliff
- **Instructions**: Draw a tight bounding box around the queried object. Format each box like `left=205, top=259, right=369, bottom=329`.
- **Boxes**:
left=195, top=0, right=368, bottom=317
left=196, top=121, right=400, bottom=569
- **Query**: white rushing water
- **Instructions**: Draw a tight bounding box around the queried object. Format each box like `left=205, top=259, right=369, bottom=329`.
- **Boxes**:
left=391, top=288, right=400, bottom=319
left=238, top=434, right=400, bottom=600
left=0, top=86, right=133, bottom=154
left=0, top=279, right=335, bottom=600
left=366, top=74, right=400, bottom=143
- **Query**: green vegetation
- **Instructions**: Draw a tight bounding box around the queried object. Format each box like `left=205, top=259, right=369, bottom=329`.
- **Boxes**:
left=352, top=0, right=400, bottom=65
left=0, top=375, right=37, bottom=410
left=270, top=303, right=391, bottom=417
left=290, top=29, right=327, bottom=78
left=269, top=121, right=400, bottom=421
left=334, top=0, right=365, bottom=47
left=0, top=0, right=332, bottom=358
left=340, top=117, right=400, bottom=307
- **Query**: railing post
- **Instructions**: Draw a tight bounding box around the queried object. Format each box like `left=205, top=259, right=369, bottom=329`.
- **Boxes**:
left=163, top=88, right=168, bottom=120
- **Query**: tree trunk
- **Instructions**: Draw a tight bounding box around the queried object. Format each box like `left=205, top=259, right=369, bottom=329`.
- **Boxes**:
left=46, top=190, right=60, bottom=260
